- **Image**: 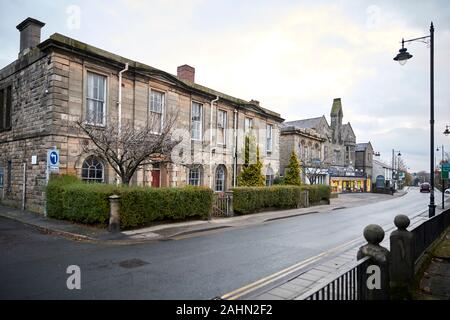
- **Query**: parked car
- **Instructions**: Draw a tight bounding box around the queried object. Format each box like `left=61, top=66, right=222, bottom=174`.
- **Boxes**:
left=445, top=188, right=450, bottom=194
left=420, top=183, right=431, bottom=193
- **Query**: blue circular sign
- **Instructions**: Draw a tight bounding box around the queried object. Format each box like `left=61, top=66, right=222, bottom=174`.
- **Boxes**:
left=49, top=151, right=59, bottom=165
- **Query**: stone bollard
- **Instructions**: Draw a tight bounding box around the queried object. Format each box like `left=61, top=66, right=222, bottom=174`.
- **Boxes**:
left=357, top=224, right=390, bottom=300
left=108, top=194, right=121, bottom=233
left=390, top=215, right=415, bottom=299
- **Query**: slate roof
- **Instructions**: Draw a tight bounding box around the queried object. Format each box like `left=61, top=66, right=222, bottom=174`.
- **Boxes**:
left=282, top=116, right=324, bottom=130
left=35, top=33, right=284, bottom=122
left=356, top=142, right=373, bottom=152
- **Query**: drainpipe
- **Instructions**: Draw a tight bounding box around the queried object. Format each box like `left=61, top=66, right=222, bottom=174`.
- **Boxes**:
left=233, top=108, right=238, bottom=187
left=210, top=96, right=219, bottom=189
left=117, top=63, right=129, bottom=185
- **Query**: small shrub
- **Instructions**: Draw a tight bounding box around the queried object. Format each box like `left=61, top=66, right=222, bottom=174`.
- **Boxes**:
left=301, top=184, right=331, bottom=204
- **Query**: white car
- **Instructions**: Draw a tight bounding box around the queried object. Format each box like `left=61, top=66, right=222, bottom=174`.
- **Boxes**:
left=445, top=188, right=450, bottom=194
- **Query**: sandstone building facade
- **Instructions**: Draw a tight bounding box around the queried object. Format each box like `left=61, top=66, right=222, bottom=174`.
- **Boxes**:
left=281, top=98, right=370, bottom=192
left=0, top=18, right=283, bottom=213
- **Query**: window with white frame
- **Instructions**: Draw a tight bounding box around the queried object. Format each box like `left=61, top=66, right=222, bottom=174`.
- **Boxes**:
left=215, top=165, right=226, bottom=192
left=266, top=124, right=273, bottom=154
left=266, top=167, right=274, bottom=186
left=86, top=72, right=106, bottom=126
left=150, top=90, right=165, bottom=133
left=189, top=166, right=201, bottom=186
left=217, top=110, right=227, bottom=145
left=191, top=102, right=203, bottom=140
left=244, top=117, right=253, bottom=134
left=81, top=156, right=104, bottom=183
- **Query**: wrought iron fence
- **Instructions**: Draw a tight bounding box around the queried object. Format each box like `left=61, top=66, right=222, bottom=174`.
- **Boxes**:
left=411, top=209, right=450, bottom=264
left=298, top=208, right=450, bottom=300
left=298, top=257, right=371, bottom=300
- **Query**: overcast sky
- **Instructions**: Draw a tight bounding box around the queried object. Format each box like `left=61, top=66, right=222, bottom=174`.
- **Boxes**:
left=1, top=0, right=449, bottom=172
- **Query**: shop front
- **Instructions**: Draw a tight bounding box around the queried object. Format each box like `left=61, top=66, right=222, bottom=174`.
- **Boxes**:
left=329, top=167, right=368, bottom=193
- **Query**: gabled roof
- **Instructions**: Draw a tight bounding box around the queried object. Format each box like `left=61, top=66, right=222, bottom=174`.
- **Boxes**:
left=342, top=122, right=355, bottom=138
left=282, top=116, right=324, bottom=130
left=356, top=142, right=373, bottom=152
left=36, top=33, right=284, bottom=122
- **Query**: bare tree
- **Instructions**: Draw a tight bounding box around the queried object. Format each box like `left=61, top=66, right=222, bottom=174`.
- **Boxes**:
left=302, top=156, right=330, bottom=185
left=76, top=108, right=181, bottom=185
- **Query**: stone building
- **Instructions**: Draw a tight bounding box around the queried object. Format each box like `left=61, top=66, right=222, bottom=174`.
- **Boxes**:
left=279, top=124, right=328, bottom=185
left=282, top=98, right=369, bottom=192
left=0, top=18, right=283, bottom=213
left=355, top=142, right=374, bottom=192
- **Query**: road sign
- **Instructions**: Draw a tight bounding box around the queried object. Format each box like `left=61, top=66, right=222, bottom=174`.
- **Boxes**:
left=47, top=149, right=60, bottom=173
left=442, top=163, right=450, bottom=180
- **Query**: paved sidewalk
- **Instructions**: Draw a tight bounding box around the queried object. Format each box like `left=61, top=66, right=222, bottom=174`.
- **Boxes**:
left=414, top=228, right=450, bottom=300
left=0, top=192, right=406, bottom=244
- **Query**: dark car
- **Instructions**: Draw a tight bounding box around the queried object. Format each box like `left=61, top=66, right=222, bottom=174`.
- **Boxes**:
left=420, top=183, right=431, bottom=193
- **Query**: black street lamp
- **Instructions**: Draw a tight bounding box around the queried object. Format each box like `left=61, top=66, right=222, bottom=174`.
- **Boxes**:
left=394, top=22, right=436, bottom=218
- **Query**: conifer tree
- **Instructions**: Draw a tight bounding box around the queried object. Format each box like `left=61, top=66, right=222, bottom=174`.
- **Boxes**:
left=284, top=151, right=302, bottom=186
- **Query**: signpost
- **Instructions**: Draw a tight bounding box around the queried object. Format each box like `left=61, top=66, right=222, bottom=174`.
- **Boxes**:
left=441, top=163, right=450, bottom=180
left=45, top=148, right=59, bottom=216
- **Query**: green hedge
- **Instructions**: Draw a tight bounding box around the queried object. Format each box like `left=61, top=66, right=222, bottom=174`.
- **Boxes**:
left=232, top=186, right=305, bottom=215
left=232, top=184, right=331, bottom=215
left=119, top=186, right=213, bottom=229
left=301, top=184, right=331, bottom=204
left=46, top=175, right=213, bottom=229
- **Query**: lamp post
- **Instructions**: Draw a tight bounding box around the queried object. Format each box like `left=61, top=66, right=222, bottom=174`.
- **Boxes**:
left=437, top=145, right=445, bottom=209
left=394, top=22, right=435, bottom=218
left=392, top=149, right=401, bottom=189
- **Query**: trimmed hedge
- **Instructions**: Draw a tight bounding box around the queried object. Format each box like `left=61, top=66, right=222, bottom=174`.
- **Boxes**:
left=232, top=184, right=332, bottom=215
left=46, top=175, right=213, bottom=229
left=232, top=186, right=305, bottom=215
left=119, top=186, right=213, bottom=229
left=301, top=184, right=331, bottom=204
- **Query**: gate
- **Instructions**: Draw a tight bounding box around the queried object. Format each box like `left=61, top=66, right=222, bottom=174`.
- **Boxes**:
left=212, top=192, right=233, bottom=217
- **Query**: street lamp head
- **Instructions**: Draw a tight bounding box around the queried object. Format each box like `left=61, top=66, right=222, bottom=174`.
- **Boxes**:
left=398, top=152, right=402, bottom=157
left=444, top=125, right=450, bottom=136
left=394, top=40, right=413, bottom=65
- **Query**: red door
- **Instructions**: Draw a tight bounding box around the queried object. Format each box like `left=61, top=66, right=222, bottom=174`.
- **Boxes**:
left=151, top=170, right=160, bottom=188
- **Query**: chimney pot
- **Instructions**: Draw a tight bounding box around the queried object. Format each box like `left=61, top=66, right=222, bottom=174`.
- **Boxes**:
left=177, top=65, right=195, bottom=82
left=16, top=17, right=45, bottom=57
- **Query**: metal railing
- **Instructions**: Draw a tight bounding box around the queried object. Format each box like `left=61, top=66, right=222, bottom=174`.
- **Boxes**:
left=298, top=257, right=371, bottom=300
left=298, top=208, right=450, bottom=300
left=411, top=209, right=450, bottom=264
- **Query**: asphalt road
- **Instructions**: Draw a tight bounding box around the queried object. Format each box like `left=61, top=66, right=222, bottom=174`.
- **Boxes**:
left=0, top=188, right=440, bottom=299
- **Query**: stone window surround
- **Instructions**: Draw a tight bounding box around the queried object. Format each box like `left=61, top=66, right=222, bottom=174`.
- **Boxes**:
left=215, top=164, right=226, bottom=192
left=83, top=66, right=109, bottom=127
left=191, top=100, right=203, bottom=141
left=149, top=88, right=166, bottom=134
left=217, top=108, right=227, bottom=146
left=0, top=84, right=13, bottom=132
left=266, top=123, right=273, bottom=154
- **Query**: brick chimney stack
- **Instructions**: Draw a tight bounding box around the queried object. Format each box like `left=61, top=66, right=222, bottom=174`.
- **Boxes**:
left=177, top=65, right=195, bottom=82
left=16, top=17, right=45, bottom=57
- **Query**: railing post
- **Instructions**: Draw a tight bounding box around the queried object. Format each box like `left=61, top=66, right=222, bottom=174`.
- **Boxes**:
left=108, top=194, right=121, bottom=233
left=226, top=191, right=234, bottom=216
left=357, top=224, right=390, bottom=300
left=390, top=215, right=415, bottom=299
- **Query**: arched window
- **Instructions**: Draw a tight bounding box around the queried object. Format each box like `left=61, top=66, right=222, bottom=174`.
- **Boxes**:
left=215, top=165, right=226, bottom=192
left=266, top=167, right=274, bottom=186
left=82, top=156, right=104, bottom=183
left=189, top=166, right=202, bottom=186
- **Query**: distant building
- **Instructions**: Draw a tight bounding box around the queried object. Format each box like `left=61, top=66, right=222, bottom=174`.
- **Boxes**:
left=372, top=157, right=394, bottom=189
left=281, top=98, right=369, bottom=192
left=355, top=142, right=374, bottom=192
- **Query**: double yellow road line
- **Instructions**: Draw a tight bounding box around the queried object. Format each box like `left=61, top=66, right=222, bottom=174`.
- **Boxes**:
left=221, top=237, right=363, bottom=300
